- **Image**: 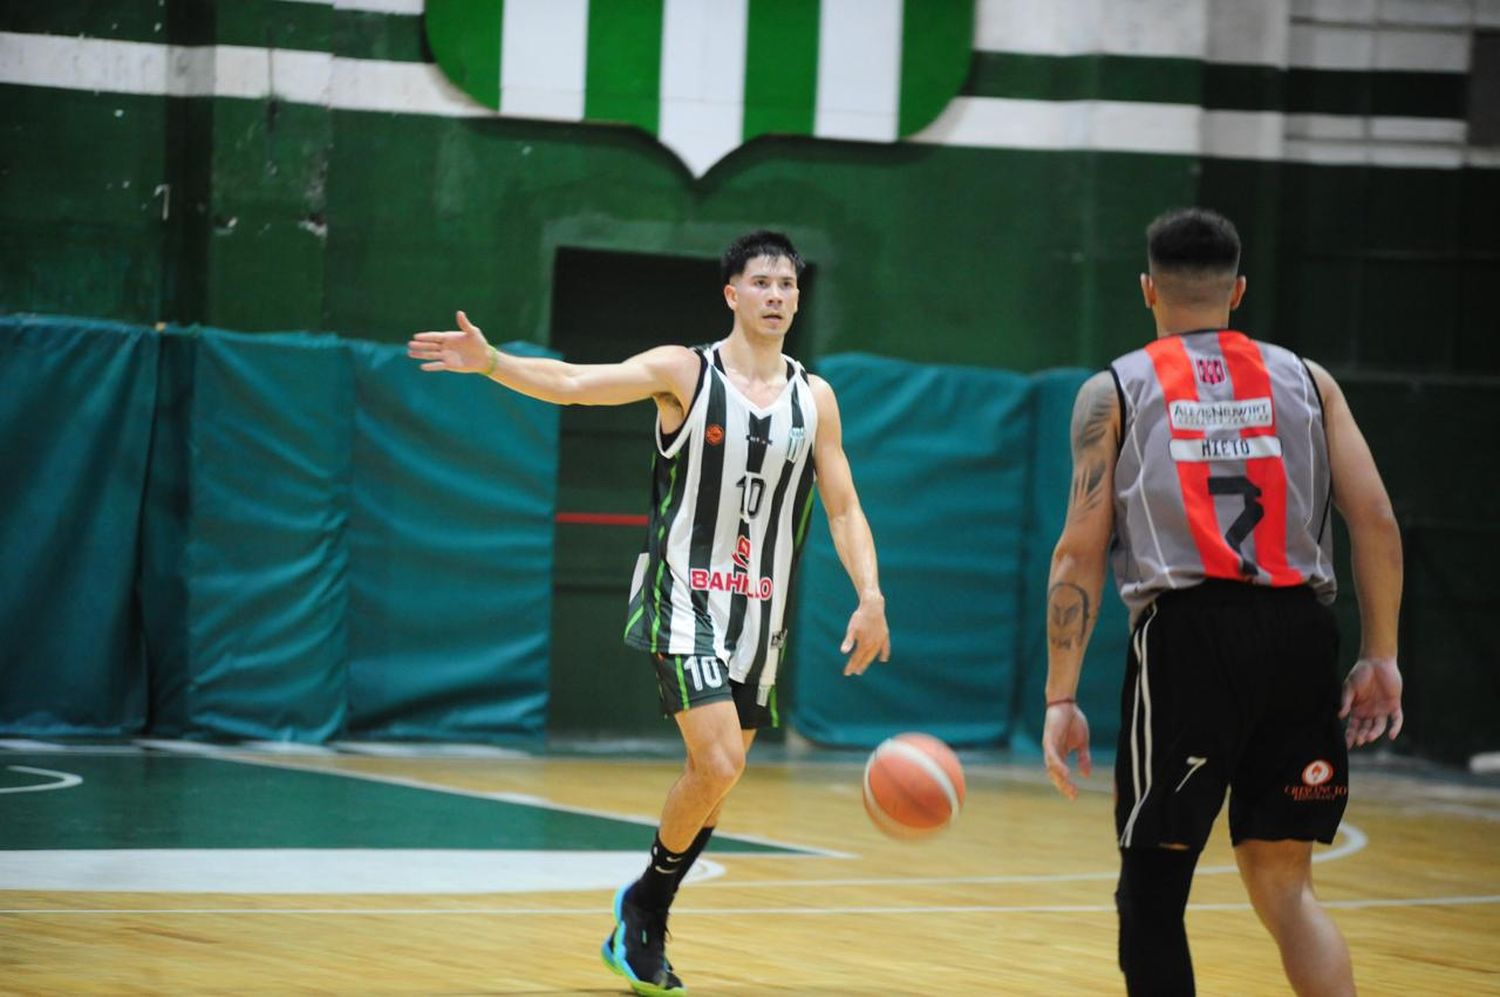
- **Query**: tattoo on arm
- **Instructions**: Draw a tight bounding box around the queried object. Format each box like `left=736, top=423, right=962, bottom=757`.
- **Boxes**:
left=1070, top=382, right=1117, bottom=455
left=1065, top=380, right=1117, bottom=521
left=1048, top=582, right=1091, bottom=651
left=1068, top=459, right=1108, bottom=518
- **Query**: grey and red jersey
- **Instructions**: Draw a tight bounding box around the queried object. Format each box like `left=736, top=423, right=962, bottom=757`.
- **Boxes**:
left=1109, top=329, right=1336, bottom=619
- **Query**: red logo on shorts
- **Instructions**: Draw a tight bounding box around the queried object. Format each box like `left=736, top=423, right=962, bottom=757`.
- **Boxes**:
left=1301, top=760, right=1333, bottom=787
left=705, top=424, right=725, bottom=445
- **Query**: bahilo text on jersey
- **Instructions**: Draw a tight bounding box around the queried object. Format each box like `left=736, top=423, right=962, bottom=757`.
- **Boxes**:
left=688, top=568, right=776, bottom=600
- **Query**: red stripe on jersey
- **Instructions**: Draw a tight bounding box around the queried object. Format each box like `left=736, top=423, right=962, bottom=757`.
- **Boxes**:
left=1145, top=336, right=1243, bottom=579
left=1218, top=333, right=1302, bottom=586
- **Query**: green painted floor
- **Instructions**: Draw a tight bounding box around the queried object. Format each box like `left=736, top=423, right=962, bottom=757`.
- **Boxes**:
left=0, top=753, right=797, bottom=854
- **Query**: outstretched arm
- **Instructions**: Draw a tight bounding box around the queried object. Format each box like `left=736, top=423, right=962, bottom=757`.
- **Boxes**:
left=1307, top=361, right=1404, bottom=747
left=809, top=376, right=890, bottom=677
left=407, top=311, right=699, bottom=409
left=1043, top=371, right=1120, bottom=800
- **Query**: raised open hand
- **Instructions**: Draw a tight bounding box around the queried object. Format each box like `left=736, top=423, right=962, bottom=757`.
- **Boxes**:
left=407, top=310, right=492, bottom=373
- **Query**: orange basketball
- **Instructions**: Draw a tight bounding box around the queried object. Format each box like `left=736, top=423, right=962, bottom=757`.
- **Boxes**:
left=862, top=732, right=966, bottom=838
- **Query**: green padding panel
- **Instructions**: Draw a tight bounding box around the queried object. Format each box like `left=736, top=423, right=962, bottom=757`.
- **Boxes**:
left=1013, top=369, right=1130, bottom=754
left=345, top=341, right=558, bottom=741
left=0, top=316, right=154, bottom=735
left=791, top=355, right=1034, bottom=748
left=148, top=329, right=354, bottom=742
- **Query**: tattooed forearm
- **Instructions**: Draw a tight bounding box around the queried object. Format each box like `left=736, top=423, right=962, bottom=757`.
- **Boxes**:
left=1047, top=582, right=1091, bottom=651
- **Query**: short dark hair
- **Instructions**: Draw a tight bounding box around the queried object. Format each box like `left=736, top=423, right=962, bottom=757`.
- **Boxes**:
left=1146, top=208, right=1240, bottom=276
left=721, top=230, right=805, bottom=285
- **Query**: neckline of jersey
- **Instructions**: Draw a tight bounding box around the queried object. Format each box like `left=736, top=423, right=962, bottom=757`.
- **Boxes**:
left=711, top=342, right=798, bottom=415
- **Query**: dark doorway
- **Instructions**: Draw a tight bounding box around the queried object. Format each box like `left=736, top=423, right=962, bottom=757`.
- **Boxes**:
left=545, top=247, right=813, bottom=739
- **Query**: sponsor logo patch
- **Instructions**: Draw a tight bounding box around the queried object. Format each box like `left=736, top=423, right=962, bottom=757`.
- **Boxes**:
left=1302, top=759, right=1333, bottom=786
left=1168, top=397, right=1274, bottom=431
left=689, top=568, right=775, bottom=600
left=1283, top=758, right=1346, bottom=802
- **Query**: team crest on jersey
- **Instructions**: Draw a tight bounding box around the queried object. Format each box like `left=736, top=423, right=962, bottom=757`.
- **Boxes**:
left=1195, top=357, right=1227, bottom=385
left=786, top=426, right=807, bottom=462
left=705, top=424, right=725, bottom=446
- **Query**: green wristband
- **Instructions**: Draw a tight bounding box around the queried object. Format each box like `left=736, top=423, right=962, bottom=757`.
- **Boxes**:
left=482, top=345, right=499, bottom=377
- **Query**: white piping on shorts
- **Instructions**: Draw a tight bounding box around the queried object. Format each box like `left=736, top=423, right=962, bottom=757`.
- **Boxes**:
left=1119, top=603, right=1158, bottom=848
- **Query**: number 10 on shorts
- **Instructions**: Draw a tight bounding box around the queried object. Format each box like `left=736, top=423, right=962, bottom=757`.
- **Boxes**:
left=685, top=656, right=724, bottom=691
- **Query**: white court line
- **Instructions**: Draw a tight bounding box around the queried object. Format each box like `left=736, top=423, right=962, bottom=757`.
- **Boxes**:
left=5, top=894, right=1497, bottom=917
left=0, top=767, right=83, bottom=794
left=696, top=822, right=1368, bottom=889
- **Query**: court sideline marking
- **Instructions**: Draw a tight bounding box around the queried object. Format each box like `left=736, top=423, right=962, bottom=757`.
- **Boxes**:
left=4, top=894, right=1497, bottom=917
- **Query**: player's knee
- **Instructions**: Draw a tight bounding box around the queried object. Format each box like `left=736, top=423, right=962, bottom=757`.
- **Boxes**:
left=693, top=744, right=745, bottom=791
left=1236, top=841, right=1315, bottom=928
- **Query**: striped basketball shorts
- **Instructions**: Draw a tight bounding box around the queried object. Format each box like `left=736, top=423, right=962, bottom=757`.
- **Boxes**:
left=1114, top=580, right=1348, bottom=851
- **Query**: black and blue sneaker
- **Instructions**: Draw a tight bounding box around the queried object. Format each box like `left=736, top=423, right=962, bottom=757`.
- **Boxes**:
left=600, top=883, right=685, bottom=996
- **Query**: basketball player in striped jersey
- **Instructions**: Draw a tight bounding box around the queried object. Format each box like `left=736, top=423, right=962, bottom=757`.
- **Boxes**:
left=1040, top=209, right=1403, bottom=996
left=408, top=231, right=889, bottom=996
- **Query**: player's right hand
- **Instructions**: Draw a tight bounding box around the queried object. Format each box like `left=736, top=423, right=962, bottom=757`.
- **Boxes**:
left=1340, top=656, right=1403, bottom=748
left=1042, top=701, right=1092, bottom=801
left=408, top=310, right=492, bottom=373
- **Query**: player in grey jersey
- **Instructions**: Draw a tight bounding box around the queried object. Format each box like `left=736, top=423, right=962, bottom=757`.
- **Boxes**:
left=408, top=231, right=890, bottom=996
left=1040, top=208, right=1404, bottom=996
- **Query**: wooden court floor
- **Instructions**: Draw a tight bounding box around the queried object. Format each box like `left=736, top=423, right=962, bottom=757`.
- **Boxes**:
left=2, top=741, right=1497, bottom=995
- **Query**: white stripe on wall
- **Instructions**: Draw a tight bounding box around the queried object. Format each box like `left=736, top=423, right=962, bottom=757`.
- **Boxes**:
left=278, top=0, right=425, bottom=13
left=977, top=0, right=1475, bottom=71
left=1207, top=0, right=1292, bottom=67
left=910, top=97, right=1205, bottom=155
left=976, top=0, right=1210, bottom=60
left=0, top=32, right=168, bottom=95
left=212, top=46, right=332, bottom=104
left=1288, top=23, right=1471, bottom=72
left=500, top=0, right=588, bottom=120
left=330, top=57, right=489, bottom=117
left=815, top=0, right=903, bottom=142
left=909, top=96, right=1476, bottom=167
left=657, top=0, right=748, bottom=177
left=1, top=33, right=1487, bottom=171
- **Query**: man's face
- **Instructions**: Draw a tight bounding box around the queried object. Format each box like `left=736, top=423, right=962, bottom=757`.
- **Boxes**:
left=726, top=255, right=800, bottom=338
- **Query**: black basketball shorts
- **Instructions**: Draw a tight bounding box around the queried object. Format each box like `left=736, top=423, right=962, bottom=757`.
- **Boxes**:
left=651, top=654, right=778, bottom=730
left=1113, top=580, right=1349, bottom=851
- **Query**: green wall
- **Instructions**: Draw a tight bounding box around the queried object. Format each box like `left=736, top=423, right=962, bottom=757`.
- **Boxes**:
left=3, top=2, right=1498, bottom=761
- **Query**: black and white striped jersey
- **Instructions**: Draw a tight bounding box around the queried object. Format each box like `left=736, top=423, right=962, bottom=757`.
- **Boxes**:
left=624, top=342, right=820, bottom=704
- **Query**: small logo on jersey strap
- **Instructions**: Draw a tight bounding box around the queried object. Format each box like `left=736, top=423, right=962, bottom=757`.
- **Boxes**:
left=1195, top=357, right=1227, bottom=385
left=705, top=424, right=725, bottom=446
left=732, top=535, right=753, bottom=569
left=1301, top=759, right=1333, bottom=786
left=786, top=425, right=807, bottom=462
